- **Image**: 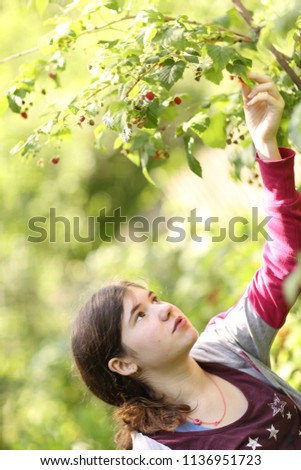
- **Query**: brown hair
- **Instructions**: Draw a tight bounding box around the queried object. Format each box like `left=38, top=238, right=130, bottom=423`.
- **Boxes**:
left=71, top=281, right=190, bottom=449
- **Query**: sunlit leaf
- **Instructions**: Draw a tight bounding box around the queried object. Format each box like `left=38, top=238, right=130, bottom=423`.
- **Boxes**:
left=183, top=135, right=202, bottom=178
left=201, top=112, right=226, bottom=148
left=182, top=111, right=210, bottom=138
left=157, top=59, right=186, bottom=90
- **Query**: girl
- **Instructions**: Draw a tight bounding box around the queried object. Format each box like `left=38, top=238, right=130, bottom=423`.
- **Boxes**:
left=71, top=72, right=301, bottom=450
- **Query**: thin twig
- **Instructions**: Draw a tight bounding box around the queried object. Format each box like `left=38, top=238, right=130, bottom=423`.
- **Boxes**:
left=125, top=63, right=158, bottom=98
left=0, top=12, right=254, bottom=65
left=0, top=47, right=39, bottom=64
left=232, top=0, right=301, bottom=89
left=268, top=43, right=301, bottom=89
left=231, top=0, right=261, bottom=34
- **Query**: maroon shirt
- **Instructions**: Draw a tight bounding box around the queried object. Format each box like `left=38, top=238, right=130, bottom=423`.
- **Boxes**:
left=149, top=363, right=301, bottom=450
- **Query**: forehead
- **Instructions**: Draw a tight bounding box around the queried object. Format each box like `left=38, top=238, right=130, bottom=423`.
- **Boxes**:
left=123, top=286, right=147, bottom=307
left=122, top=286, right=149, bottom=318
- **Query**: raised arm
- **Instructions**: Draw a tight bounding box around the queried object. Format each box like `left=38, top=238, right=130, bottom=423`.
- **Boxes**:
left=240, top=73, right=301, bottom=328
left=197, top=74, right=301, bottom=368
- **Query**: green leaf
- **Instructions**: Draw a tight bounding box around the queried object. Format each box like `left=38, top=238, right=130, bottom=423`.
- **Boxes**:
left=226, top=59, right=253, bottom=87
left=213, top=8, right=248, bottom=30
left=144, top=100, right=160, bottom=128
left=206, top=45, right=234, bottom=69
left=158, top=59, right=186, bottom=90
left=140, top=152, right=156, bottom=185
left=103, top=0, right=125, bottom=13
left=10, top=134, right=40, bottom=158
left=39, top=119, right=54, bottom=135
left=145, top=55, right=161, bottom=64
left=52, top=126, right=72, bottom=140
left=10, top=140, right=25, bottom=155
left=7, top=91, right=23, bottom=113
left=85, top=102, right=100, bottom=117
left=162, top=28, right=186, bottom=49
left=182, top=112, right=210, bottom=138
left=68, top=101, right=80, bottom=115
left=143, top=24, right=158, bottom=47
left=184, top=55, right=200, bottom=64
left=126, top=152, right=140, bottom=166
left=97, top=39, right=119, bottom=47
left=183, top=135, right=202, bottom=178
left=201, top=112, right=226, bottom=148
left=204, top=68, right=224, bottom=85
left=203, top=45, right=235, bottom=85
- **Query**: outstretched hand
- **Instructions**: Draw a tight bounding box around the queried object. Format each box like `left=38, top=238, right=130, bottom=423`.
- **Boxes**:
left=240, top=72, right=285, bottom=160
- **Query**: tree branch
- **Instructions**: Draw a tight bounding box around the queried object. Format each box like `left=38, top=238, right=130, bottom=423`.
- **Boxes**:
left=232, top=0, right=301, bottom=89
left=0, top=12, right=254, bottom=66
left=0, top=47, right=39, bottom=65
left=231, top=0, right=260, bottom=34
left=268, top=43, right=301, bottom=89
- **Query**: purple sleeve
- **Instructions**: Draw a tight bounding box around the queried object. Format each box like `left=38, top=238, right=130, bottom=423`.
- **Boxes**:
left=247, top=147, right=301, bottom=329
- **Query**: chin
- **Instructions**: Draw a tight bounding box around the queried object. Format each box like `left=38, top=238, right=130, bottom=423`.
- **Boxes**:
left=183, top=328, right=199, bottom=351
left=189, top=328, right=200, bottom=346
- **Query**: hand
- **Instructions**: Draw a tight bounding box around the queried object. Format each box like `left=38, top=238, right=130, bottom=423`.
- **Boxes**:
left=240, top=72, right=285, bottom=160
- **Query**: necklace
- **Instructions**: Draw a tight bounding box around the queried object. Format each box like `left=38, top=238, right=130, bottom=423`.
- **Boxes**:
left=190, top=372, right=227, bottom=427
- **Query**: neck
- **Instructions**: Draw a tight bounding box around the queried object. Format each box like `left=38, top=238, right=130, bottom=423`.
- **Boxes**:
left=145, top=356, right=207, bottom=407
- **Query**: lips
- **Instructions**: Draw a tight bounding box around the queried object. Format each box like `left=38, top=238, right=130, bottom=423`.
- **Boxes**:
left=172, top=316, right=185, bottom=333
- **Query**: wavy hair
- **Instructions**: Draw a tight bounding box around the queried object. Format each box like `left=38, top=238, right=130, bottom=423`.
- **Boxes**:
left=71, top=281, right=190, bottom=449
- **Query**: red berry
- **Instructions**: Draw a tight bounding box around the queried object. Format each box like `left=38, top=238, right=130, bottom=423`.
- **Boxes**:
left=21, top=112, right=28, bottom=119
left=174, top=97, right=182, bottom=105
left=79, top=115, right=85, bottom=123
left=49, top=73, right=56, bottom=79
left=153, top=151, right=161, bottom=160
left=229, top=75, right=235, bottom=80
left=51, top=157, right=60, bottom=164
left=145, top=91, right=155, bottom=101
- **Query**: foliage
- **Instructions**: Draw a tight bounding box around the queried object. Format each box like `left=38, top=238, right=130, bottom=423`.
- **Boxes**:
left=1, top=0, right=301, bottom=451
left=1, top=0, right=301, bottom=180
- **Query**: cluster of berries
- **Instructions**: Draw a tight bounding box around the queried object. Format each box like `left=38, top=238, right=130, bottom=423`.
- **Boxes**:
left=144, top=91, right=182, bottom=105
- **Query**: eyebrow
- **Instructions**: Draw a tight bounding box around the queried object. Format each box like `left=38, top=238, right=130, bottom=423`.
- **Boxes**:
left=128, top=290, right=154, bottom=324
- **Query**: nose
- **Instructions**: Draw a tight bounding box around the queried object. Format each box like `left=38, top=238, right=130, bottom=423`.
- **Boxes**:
left=157, top=302, right=172, bottom=321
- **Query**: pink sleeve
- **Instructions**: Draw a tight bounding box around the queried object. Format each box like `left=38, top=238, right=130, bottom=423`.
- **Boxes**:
left=247, top=147, right=301, bottom=329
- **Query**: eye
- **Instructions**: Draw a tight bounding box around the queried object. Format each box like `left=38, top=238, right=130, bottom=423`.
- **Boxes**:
left=136, top=311, right=145, bottom=322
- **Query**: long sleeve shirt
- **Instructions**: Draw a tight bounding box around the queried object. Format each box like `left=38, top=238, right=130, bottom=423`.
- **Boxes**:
left=132, top=147, right=301, bottom=450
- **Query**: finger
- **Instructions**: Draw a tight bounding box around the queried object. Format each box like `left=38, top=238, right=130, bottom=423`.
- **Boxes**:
left=247, top=92, right=283, bottom=108
left=247, top=71, right=273, bottom=84
left=248, top=82, right=280, bottom=100
left=238, top=78, right=251, bottom=103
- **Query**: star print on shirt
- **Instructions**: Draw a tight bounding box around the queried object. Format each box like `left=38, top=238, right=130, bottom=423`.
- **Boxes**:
left=286, top=411, right=292, bottom=420
left=268, top=393, right=286, bottom=417
left=267, top=424, right=279, bottom=440
left=246, top=437, right=262, bottom=450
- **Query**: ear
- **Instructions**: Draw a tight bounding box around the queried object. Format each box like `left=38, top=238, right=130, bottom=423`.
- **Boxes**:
left=108, top=357, right=138, bottom=376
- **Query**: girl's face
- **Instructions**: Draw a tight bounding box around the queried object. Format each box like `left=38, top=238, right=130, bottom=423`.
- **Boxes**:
left=120, top=286, right=199, bottom=373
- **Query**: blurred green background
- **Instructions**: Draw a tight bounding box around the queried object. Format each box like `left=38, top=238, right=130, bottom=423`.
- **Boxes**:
left=1, top=0, right=300, bottom=450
